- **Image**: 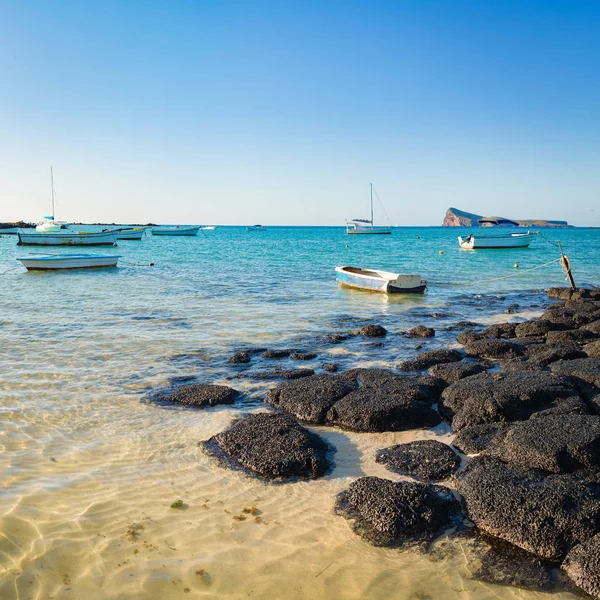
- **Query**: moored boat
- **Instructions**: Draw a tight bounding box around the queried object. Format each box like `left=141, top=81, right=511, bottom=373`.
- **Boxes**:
left=246, top=224, right=266, bottom=231
left=202, top=225, right=217, bottom=230
left=17, top=253, right=120, bottom=270
left=17, top=231, right=118, bottom=246
left=151, top=226, right=200, bottom=236
left=335, top=266, right=427, bottom=293
left=458, top=231, right=537, bottom=249
left=345, top=184, right=392, bottom=235
left=0, top=226, right=21, bottom=235
left=113, top=227, right=146, bottom=240
left=36, top=167, right=69, bottom=232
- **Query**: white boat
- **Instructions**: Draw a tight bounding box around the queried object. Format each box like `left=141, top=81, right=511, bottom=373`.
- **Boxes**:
left=202, top=225, right=217, bottom=231
left=36, top=167, right=68, bottom=232
left=346, top=184, right=392, bottom=235
left=247, top=224, right=266, bottom=231
left=17, top=253, right=120, bottom=271
left=335, top=266, right=427, bottom=294
left=458, top=231, right=538, bottom=249
left=112, top=227, right=146, bottom=240
left=151, top=226, right=200, bottom=236
left=17, top=230, right=118, bottom=246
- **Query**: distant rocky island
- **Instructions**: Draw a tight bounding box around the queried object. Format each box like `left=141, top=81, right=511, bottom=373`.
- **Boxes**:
left=443, top=207, right=571, bottom=228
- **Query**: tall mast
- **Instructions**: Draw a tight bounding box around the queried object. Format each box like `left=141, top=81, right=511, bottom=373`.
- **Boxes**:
left=370, top=183, right=373, bottom=225
left=50, top=166, right=55, bottom=219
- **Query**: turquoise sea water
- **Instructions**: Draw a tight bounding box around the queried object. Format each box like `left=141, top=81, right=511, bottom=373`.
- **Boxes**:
left=0, top=226, right=599, bottom=600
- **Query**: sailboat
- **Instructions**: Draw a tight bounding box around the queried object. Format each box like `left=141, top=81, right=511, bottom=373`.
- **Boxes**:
left=345, top=184, right=392, bottom=235
left=36, top=167, right=65, bottom=232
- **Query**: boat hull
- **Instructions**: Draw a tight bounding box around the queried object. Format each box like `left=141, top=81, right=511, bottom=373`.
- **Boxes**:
left=151, top=227, right=199, bottom=236
left=0, top=227, right=20, bottom=234
left=17, top=254, right=120, bottom=270
left=17, top=231, right=118, bottom=246
left=115, top=228, right=146, bottom=240
left=335, top=266, right=426, bottom=294
left=458, top=232, right=537, bottom=249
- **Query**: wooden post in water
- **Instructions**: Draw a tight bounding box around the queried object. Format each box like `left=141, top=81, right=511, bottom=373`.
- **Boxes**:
left=558, top=242, right=576, bottom=290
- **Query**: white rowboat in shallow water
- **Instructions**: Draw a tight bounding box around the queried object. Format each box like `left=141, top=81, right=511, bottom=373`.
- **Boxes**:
left=17, top=231, right=118, bottom=246
left=458, top=231, right=538, bottom=249
left=335, top=266, right=427, bottom=294
left=17, top=254, right=120, bottom=270
left=151, top=226, right=200, bottom=236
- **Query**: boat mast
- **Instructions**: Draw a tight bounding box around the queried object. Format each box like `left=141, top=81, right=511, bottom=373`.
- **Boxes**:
left=50, top=166, right=55, bottom=220
left=370, top=183, right=373, bottom=226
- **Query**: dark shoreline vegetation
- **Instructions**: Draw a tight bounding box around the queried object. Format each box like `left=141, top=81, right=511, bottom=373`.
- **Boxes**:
left=148, top=286, right=600, bottom=598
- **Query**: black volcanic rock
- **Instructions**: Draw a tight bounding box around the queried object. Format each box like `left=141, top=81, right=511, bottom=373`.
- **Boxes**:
left=376, top=440, right=461, bottom=481
left=440, top=371, right=580, bottom=431
left=551, top=357, right=600, bottom=388
left=525, top=342, right=587, bottom=366
left=500, top=357, right=547, bottom=373
left=334, top=476, right=462, bottom=547
left=585, top=340, right=600, bottom=358
left=457, top=456, right=600, bottom=561
left=398, top=349, right=463, bottom=371
left=202, top=413, right=331, bottom=480
left=428, top=360, right=490, bottom=383
left=583, top=320, right=600, bottom=334
left=261, top=349, right=292, bottom=359
left=562, top=534, right=600, bottom=599
left=408, top=325, right=435, bottom=338
left=481, top=323, right=517, bottom=339
left=514, top=320, right=553, bottom=338
left=547, top=329, right=596, bottom=344
left=452, top=422, right=512, bottom=454
left=290, top=351, right=318, bottom=360
left=463, top=338, right=524, bottom=359
left=484, top=414, right=600, bottom=473
left=163, top=383, right=239, bottom=407
left=359, top=324, right=387, bottom=337
left=229, top=351, right=251, bottom=364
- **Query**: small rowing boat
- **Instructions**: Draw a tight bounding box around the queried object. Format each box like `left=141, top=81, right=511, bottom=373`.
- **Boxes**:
left=335, top=266, right=427, bottom=294
left=151, top=226, right=200, bottom=236
left=458, top=231, right=537, bottom=249
left=17, top=231, right=118, bottom=246
left=17, top=253, right=120, bottom=270
left=113, top=227, right=146, bottom=240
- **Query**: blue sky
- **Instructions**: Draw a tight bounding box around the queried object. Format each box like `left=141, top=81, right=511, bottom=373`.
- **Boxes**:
left=1, top=0, right=599, bottom=225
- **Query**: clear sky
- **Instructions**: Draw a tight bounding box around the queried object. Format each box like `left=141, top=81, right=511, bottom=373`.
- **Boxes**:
left=1, top=0, right=599, bottom=226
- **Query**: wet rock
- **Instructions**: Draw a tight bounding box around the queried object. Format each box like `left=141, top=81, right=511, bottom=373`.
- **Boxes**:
left=485, top=414, right=600, bottom=473
left=562, top=533, right=600, bottom=599
left=334, top=476, right=462, bottom=547
left=457, top=330, right=485, bottom=345
left=500, top=358, right=547, bottom=373
left=234, top=370, right=281, bottom=380
left=457, top=455, right=600, bottom=561
left=585, top=340, right=600, bottom=358
left=440, top=371, right=580, bottom=431
left=261, top=349, right=292, bottom=359
left=267, top=374, right=357, bottom=423
left=163, top=384, right=239, bottom=407
left=551, top=357, right=600, bottom=388
left=452, top=422, right=512, bottom=454
left=428, top=360, right=490, bottom=383
left=268, top=369, right=444, bottom=432
left=376, top=440, right=460, bottom=481
left=203, top=413, right=331, bottom=480
left=463, top=338, right=524, bottom=359
left=281, top=368, right=315, bottom=379
left=290, top=351, right=318, bottom=361
left=408, top=325, right=435, bottom=338
left=323, top=333, right=351, bottom=344
left=515, top=320, right=553, bottom=338
left=398, top=349, right=463, bottom=372
left=446, top=321, right=480, bottom=331
left=582, top=320, right=600, bottom=334
left=481, top=323, right=517, bottom=339
left=548, top=288, right=575, bottom=300
left=229, top=351, right=251, bottom=364
left=547, top=329, right=596, bottom=344
left=359, top=324, right=387, bottom=337
left=321, top=362, right=339, bottom=373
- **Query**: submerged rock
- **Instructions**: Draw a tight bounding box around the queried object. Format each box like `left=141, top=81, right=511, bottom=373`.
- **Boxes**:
left=290, top=351, right=318, bottom=361
left=261, top=349, right=292, bottom=359
left=398, top=349, right=463, bottom=372
left=163, top=384, right=239, bottom=407
left=203, top=413, right=331, bottom=480
left=229, top=351, right=251, bottom=364
left=562, top=533, right=600, bottom=599
left=428, top=360, right=490, bottom=383
left=376, top=440, right=460, bottom=481
left=359, top=324, right=387, bottom=337
left=446, top=321, right=480, bottom=331
left=321, top=362, right=339, bottom=372
left=457, top=456, right=600, bottom=561
left=408, top=325, right=435, bottom=338
left=440, top=371, right=580, bottom=431
left=484, top=414, right=600, bottom=473
left=334, top=476, right=462, bottom=547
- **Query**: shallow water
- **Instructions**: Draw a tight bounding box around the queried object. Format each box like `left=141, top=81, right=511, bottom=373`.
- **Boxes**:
left=1, top=226, right=598, bottom=599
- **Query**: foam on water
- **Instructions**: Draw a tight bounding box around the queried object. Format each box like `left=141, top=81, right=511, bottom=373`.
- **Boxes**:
left=1, top=226, right=598, bottom=599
